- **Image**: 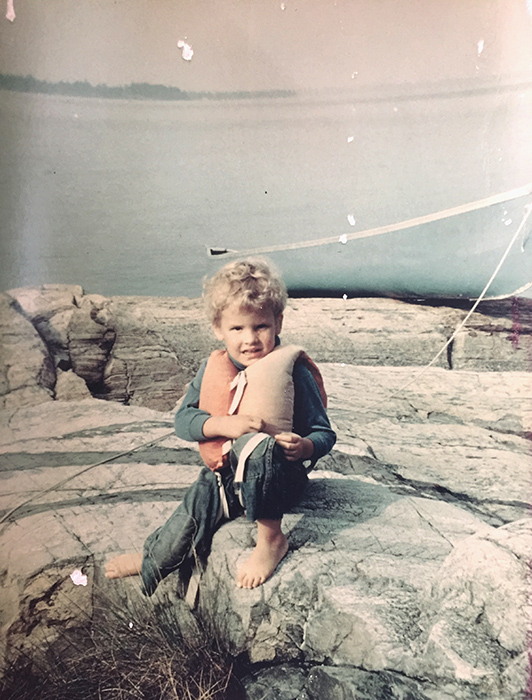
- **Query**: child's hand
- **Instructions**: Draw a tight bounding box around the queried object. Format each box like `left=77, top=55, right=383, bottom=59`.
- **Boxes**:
left=203, top=414, right=265, bottom=440
left=274, top=432, right=314, bottom=462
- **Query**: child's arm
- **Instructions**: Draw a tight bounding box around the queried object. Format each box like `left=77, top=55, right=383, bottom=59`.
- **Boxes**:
left=175, top=360, right=266, bottom=442
left=202, top=414, right=265, bottom=440
left=275, top=361, right=336, bottom=465
left=174, top=361, right=213, bottom=442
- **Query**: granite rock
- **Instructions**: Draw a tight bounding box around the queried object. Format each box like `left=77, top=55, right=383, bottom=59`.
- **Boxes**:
left=67, top=294, right=116, bottom=390
left=6, top=284, right=83, bottom=370
left=0, top=359, right=529, bottom=699
left=1, top=287, right=531, bottom=698
left=100, top=299, right=191, bottom=410
left=0, top=293, right=55, bottom=410
left=3, top=286, right=531, bottom=412
left=54, top=368, right=92, bottom=401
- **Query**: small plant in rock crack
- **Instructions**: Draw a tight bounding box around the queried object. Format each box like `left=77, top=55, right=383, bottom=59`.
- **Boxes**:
left=0, top=593, right=244, bottom=700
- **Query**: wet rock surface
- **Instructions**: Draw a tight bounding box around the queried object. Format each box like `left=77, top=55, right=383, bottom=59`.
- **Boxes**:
left=0, top=286, right=531, bottom=699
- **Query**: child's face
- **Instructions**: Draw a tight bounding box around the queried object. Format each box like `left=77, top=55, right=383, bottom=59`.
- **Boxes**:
left=213, top=303, right=283, bottom=367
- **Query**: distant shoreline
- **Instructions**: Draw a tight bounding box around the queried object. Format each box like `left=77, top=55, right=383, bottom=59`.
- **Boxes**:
left=1, top=71, right=532, bottom=104
left=0, top=73, right=296, bottom=102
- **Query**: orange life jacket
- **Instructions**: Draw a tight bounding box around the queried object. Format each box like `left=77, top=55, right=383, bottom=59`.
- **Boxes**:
left=198, top=345, right=326, bottom=471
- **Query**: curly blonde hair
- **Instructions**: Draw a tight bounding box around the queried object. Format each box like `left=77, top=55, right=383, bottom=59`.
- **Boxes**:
left=203, top=257, right=287, bottom=326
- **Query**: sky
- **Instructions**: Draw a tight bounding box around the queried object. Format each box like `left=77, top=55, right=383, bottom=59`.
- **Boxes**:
left=1, top=0, right=532, bottom=92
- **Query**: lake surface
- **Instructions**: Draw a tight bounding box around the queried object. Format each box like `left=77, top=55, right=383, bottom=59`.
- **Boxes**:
left=1, top=84, right=531, bottom=298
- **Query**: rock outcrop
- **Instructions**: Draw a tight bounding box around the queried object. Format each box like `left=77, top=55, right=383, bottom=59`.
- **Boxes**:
left=0, top=294, right=55, bottom=410
left=1, top=363, right=530, bottom=699
left=2, top=285, right=531, bottom=412
left=0, top=286, right=531, bottom=699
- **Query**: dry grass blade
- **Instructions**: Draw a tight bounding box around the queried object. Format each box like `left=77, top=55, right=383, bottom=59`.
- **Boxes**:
left=0, top=594, right=242, bottom=700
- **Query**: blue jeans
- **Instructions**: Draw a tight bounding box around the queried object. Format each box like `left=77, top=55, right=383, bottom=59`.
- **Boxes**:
left=141, top=433, right=308, bottom=596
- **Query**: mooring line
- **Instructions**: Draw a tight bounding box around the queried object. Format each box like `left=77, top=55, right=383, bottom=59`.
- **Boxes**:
left=208, top=181, right=532, bottom=256
left=356, top=202, right=532, bottom=413
left=0, top=430, right=176, bottom=528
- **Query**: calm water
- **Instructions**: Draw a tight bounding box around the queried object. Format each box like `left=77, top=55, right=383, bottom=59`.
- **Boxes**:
left=1, top=85, right=531, bottom=297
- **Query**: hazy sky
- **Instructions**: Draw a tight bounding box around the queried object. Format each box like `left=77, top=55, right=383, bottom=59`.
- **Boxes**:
left=1, top=0, right=531, bottom=91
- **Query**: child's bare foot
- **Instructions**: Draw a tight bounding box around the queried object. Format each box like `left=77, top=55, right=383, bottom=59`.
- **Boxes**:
left=236, top=531, right=288, bottom=589
left=105, top=552, right=142, bottom=579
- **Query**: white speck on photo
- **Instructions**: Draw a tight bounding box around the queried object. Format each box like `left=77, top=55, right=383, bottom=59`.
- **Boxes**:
left=70, top=569, right=88, bottom=586
left=6, top=0, right=15, bottom=21
left=177, top=39, right=194, bottom=61
left=339, top=234, right=348, bottom=244
left=347, top=136, right=354, bottom=143
left=347, top=215, right=356, bottom=226
left=477, top=39, right=484, bottom=55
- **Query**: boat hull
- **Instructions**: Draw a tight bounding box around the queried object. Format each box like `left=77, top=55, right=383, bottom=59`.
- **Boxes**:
left=208, top=188, right=532, bottom=300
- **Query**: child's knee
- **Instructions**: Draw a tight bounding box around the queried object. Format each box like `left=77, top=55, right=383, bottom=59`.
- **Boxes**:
left=231, top=433, right=279, bottom=475
left=231, top=432, right=271, bottom=453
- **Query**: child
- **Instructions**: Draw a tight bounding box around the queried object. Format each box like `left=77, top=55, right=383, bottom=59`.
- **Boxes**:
left=106, top=258, right=336, bottom=593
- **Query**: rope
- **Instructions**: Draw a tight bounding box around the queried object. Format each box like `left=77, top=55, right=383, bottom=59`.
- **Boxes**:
left=357, top=202, right=532, bottom=412
left=208, top=181, right=532, bottom=256
left=0, top=430, right=175, bottom=527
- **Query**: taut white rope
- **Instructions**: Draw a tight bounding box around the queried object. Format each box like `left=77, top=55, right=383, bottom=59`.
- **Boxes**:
left=359, top=202, right=532, bottom=412
left=0, top=430, right=175, bottom=528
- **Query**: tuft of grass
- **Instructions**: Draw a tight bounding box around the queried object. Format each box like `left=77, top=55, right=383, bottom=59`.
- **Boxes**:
left=0, top=594, right=244, bottom=700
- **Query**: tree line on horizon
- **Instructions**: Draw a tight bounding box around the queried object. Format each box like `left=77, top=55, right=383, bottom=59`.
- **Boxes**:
left=0, top=73, right=295, bottom=101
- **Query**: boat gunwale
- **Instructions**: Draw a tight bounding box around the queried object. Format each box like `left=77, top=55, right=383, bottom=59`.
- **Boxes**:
left=207, top=181, right=532, bottom=258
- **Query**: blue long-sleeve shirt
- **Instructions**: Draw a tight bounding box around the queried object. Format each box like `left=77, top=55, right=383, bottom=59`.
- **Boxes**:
left=175, top=350, right=336, bottom=467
